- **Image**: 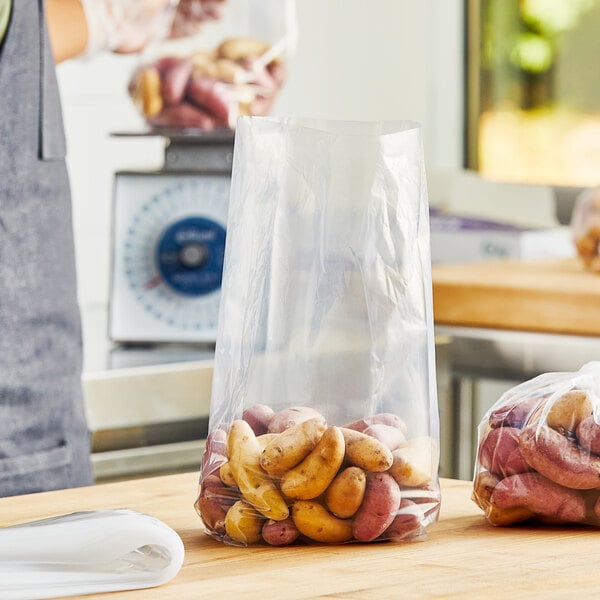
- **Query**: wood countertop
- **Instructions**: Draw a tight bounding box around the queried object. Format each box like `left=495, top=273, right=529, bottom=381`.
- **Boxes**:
left=3, top=472, right=600, bottom=599
left=432, top=257, right=600, bottom=336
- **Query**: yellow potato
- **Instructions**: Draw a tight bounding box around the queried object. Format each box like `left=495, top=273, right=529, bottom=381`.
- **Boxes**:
left=280, top=426, right=345, bottom=500
left=292, top=501, right=353, bottom=543
left=219, top=461, right=237, bottom=487
left=260, top=418, right=327, bottom=477
left=325, top=467, right=366, bottom=518
left=227, top=420, right=289, bottom=520
left=340, top=428, right=393, bottom=472
left=256, top=433, right=279, bottom=452
left=389, top=437, right=439, bottom=487
left=546, top=390, right=593, bottom=434
left=132, top=67, right=163, bottom=118
left=225, top=500, right=263, bottom=545
left=217, top=37, right=270, bottom=61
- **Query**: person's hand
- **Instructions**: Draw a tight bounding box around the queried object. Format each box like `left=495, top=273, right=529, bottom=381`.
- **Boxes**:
left=169, top=0, right=227, bottom=39
left=81, top=0, right=178, bottom=54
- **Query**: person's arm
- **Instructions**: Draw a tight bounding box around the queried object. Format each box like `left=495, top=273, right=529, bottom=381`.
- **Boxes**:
left=46, top=0, right=88, bottom=63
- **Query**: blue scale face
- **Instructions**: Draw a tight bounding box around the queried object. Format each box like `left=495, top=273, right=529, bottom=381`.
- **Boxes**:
left=122, top=177, right=229, bottom=332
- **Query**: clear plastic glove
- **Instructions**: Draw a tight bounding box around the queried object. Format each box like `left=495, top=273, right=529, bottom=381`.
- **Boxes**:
left=81, top=0, right=179, bottom=54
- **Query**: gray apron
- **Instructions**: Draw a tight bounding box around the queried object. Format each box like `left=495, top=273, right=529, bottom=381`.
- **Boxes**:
left=0, top=0, right=93, bottom=496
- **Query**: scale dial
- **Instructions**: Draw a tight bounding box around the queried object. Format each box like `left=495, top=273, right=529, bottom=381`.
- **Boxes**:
left=110, top=173, right=230, bottom=343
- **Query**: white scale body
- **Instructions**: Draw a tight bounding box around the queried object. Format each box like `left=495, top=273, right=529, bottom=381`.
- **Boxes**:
left=109, top=132, right=234, bottom=344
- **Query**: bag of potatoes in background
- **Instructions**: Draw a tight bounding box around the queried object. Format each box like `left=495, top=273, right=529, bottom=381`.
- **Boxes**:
left=129, top=0, right=296, bottom=131
left=473, top=362, right=600, bottom=527
left=195, top=117, right=441, bottom=547
left=572, top=186, right=600, bottom=273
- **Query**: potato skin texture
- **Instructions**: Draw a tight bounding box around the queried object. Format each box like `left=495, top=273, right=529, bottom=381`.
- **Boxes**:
left=490, top=472, right=586, bottom=524
left=280, top=426, right=345, bottom=500
left=478, top=427, right=529, bottom=478
left=388, top=437, right=438, bottom=487
left=196, top=474, right=238, bottom=535
left=340, top=428, right=393, bottom=472
left=546, top=390, right=592, bottom=435
left=260, top=418, right=327, bottom=477
left=519, top=425, right=600, bottom=489
left=227, top=419, right=289, bottom=520
left=242, top=404, right=275, bottom=435
left=292, top=501, right=353, bottom=543
left=268, top=407, right=326, bottom=434
left=488, top=396, right=542, bottom=429
left=352, top=472, right=401, bottom=542
left=363, top=424, right=406, bottom=451
left=225, top=500, right=264, bottom=545
left=261, top=517, right=300, bottom=546
left=577, top=415, right=600, bottom=455
left=325, top=467, right=367, bottom=518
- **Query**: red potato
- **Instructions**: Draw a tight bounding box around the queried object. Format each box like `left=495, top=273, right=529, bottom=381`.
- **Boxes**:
left=261, top=517, right=300, bottom=546
left=201, top=427, right=228, bottom=476
left=363, top=424, right=406, bottom=451
left=150, top=102, right=216, bottom=130
left=156, top=56, right=193, bottom=106
left=196, top=474, right=238, bottom=535
left=379, top=499, right=425, bottom=541
left=352, top=472, right=401, bottom=542
left=268, top=407, right=326, bottom=434
left=242, top=404, right=275, bottom=436
left=519, top=425, right=600, bottom=489
left=343, top=413, right=408, bottom=435
left=490, top=472, right=586, bottom=524
left=186, top=74, right=236, bottom=125
left=478, top=426, right=529, bottom=478
left=488, top=396, right=542, bottom=429
left=577, top=415, right=600, bottom=455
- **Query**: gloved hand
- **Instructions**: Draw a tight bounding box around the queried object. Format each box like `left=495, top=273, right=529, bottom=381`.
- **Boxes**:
left=81, top=0, right=179, bottom=54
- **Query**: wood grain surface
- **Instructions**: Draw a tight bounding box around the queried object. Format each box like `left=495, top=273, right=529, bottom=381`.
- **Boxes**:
left=432, top=257, right=600, bottom=336
left=2, top=472, right=600, bottom=599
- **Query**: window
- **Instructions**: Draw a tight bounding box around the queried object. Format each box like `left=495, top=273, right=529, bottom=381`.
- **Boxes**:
left=467, top=0, right=600, bottom=187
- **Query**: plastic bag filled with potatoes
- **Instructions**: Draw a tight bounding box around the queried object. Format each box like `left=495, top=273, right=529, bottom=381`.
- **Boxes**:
left=128, top=0, right=296, bottom=132
left=473, top=362, right=600, bottom=527
left=194, top=117, right=441, bottom=547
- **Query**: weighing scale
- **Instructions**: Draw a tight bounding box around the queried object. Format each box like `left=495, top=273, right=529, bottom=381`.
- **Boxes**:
left=109, top=130, right=234, bottom=344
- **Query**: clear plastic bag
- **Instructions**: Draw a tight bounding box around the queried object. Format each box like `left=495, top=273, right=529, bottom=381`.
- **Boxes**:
left=571, top=186, right=600, bottom=272
left=473, top=362, right=600, bottom=526
left=194, top=117, right=441, bottom=546
left=128, top=0, right=296, bottom=131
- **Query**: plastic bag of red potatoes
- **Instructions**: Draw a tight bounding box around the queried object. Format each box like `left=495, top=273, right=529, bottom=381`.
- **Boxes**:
left=194, top=118, right=441, bottom=546
left=129, top=0, right=296, bottom=131
left=473, top=362, right=600, bottom=526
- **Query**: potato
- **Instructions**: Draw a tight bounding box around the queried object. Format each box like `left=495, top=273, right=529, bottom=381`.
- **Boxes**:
left=219, top=461, right=237, bottom=487
left=280, top=426, right=345, bottom=500
left=343, top=413, right=408, bottom=435
left=325, top=467, right=366, bottom=518
left=150, top=102, right=216, bottom=130
left=388, top=437, right=438, bottom=487
left=363, top=424, right=406, bottom=451
left=519, top=425, right=600, bottom=489
left=472, top=471, right=500, bottom=512
left=225, top=500, right=264, bottom=545
left=546, top=390, right=593, bottom=435
left=268, top=407, right=326, bottom=434
left=340, top=428, right=393, bottom=472
left=242, top=404, right=275, bottom=436
left=261, top=517, right=300, bottom=546
left=217, top=37, right=271, bottom=61
left=256, top=433, right=279, bottom=451
left=292, top=501, right=353, bottom=543
left=186, top=74, right=234, bottom=125
left=490, top=472, right=586, bottom=524
left=478, top=427, right=529, bottom=478
left=379, top=499, right=425, bottom=541
left=488, top=396, right=542, bottom=429
left=227, top=419, right=289, bottom=520
left=352, top=472, right=401, bottom=542
left=156, top=56, right=193, bottom=106
left=201, top=427, right=228, bottom=476
left=260, top=418, right=327, bottom=477
left=195, top=474, right=238, bottom=535
left=577, top=415, right=600, bottom=455
left=130, top=67, right=163, bottom=118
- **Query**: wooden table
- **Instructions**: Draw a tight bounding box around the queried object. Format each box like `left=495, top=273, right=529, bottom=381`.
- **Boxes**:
left=3, top=472, right=600, bottom=599
left=432, top=256, right=600, bottom=336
